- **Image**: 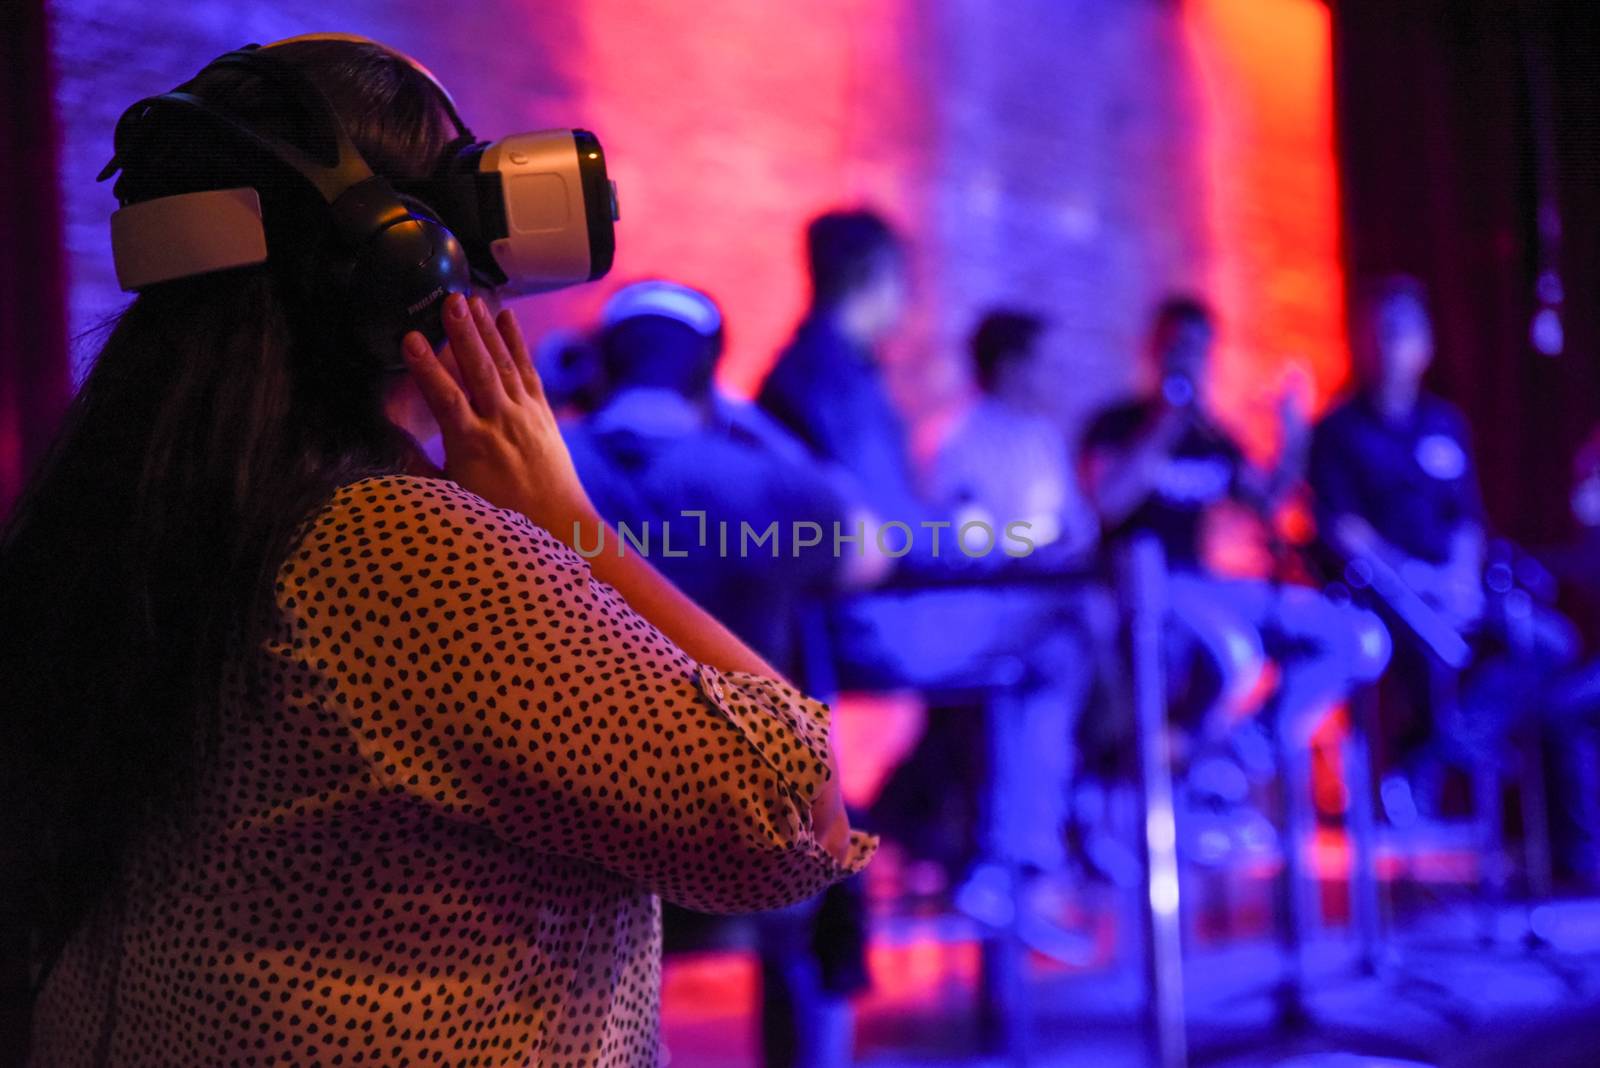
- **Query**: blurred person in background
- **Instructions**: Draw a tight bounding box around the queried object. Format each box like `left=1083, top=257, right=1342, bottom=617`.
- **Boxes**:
left=758, top=209, right=928, bottom=541
left=565, top=280, right=862, bottom=679
left=564, top=280, right=874, bottom=1068
left=1082, top=296, right=1389, bottom=799
left=929, top=309, right=1098, bottom=565
left=914, top=309, right=1111, bottom=941
left=1312, top=275, right=1488, bottom=818
left=757, top=212, right=1097, bottom=955
left=1312, top=276, right=1600, bottom=879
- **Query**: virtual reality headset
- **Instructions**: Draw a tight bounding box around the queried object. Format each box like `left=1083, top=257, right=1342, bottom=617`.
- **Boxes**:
left=394, top=130, right=618, bottom=296
left=104, top=34, right=618, bottom=309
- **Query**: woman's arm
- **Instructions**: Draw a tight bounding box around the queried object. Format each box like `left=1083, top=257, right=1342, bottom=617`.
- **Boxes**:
left=548, top=506, right=855, bottom=866
left=563, top=507, right=781, bottom=677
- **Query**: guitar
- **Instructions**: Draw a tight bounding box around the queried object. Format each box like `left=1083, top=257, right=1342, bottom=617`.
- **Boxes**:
left=1336, top=546, right=1473, bottom=668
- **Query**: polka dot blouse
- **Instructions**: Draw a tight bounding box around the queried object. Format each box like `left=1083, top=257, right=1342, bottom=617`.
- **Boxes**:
left=30, top=476, right=876, bottom=1067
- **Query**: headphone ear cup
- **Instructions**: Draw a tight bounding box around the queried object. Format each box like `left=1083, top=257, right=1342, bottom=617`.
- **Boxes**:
left=343, top=208, right=472, bottom=360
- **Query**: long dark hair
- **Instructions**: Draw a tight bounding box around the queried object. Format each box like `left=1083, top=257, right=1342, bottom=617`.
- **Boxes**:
left=0, top=39, right=458, bottom=981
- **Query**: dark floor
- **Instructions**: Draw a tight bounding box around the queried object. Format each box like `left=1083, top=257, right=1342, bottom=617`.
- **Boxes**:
left=662, top=887, right=1600, bottom=1067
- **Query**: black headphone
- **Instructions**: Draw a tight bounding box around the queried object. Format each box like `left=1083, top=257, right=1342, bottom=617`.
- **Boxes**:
left=100, top=43, right=472, bottom=363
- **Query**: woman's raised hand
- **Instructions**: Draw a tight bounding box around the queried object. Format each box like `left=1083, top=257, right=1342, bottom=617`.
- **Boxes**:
left=402, top=293, right=596, bottom=534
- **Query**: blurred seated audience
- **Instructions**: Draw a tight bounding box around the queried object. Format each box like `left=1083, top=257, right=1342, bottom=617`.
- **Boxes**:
left=905, top=310, right=1108, bottom=931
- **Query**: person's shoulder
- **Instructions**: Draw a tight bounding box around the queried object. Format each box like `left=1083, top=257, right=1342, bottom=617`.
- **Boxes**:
left=959, top=397, right=1053, bottom=447
left=716, top=394, right=814, bottom=463
left=758, top=330, right=841, bottom=434
left=561, top=427, right=663, bottom=525
left=665, top=432, right=818, bottom=502
left=322, top=473, right=504, bottom=525
left=661, top=430, right=766, bottom=470
left=300, top=474, right=583, bottom=575
left=756, top=346, right=804, bottom=410
left=561, top=419, right=628, bottom=478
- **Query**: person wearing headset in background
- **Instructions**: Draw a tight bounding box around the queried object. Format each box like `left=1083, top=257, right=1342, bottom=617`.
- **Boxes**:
left=565, top=280, right=871, bottom=690
left=2, top=37, right=871, bottom=1067
left=563, top=280, right=880, bottom=1068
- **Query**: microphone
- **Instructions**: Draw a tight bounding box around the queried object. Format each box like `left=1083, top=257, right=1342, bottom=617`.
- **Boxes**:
left=1161, top=372, right=1196, bottom=409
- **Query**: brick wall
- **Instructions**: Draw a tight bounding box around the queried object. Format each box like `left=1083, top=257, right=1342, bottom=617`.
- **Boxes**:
left=49, top=0, right=1341, bottom=459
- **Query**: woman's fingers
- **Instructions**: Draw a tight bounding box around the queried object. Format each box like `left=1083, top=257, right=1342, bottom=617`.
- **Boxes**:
left=401, top=330, right=472, bottom=431
left=496, top=309, right=546, bottom=402
left=472, top=297, right=525, bottom=397
left=441, top=293, right=504, bottom=413
left=435, top=333, right=467, bottom=391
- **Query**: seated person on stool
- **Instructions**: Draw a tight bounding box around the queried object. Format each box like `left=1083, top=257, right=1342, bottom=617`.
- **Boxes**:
left=1310, top=275, right=1600, bottom=881
left=924, top=309, right=1105, bottom=893
left=1081, top=295, right=1390, bottom=775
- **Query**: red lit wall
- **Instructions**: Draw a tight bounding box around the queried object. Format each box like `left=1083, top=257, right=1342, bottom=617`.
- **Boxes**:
left=1182, top=0, right=1347, bottom=458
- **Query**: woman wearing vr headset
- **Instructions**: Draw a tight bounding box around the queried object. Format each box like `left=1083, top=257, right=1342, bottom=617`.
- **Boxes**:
left=3, top=36, right=870, bottom=1067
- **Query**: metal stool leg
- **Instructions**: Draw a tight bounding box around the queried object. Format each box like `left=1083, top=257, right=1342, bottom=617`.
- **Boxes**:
left=1346, top=687, right=1385, bottom=971
left=1125, top=538, right=1188, bottom=1068
left=1474, top=761, right=1506, bottom=944
left=977, top=675, right=1030, bottom=1063
left=1274, top=725, right=1318, bottom=1028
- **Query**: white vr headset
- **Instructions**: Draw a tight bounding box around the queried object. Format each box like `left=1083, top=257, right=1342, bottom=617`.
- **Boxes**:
left=106, top=33, right=618, bottom=301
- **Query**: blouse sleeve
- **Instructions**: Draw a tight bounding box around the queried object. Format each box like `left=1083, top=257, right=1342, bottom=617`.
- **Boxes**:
left=272, top=476, right=875, bottom=914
